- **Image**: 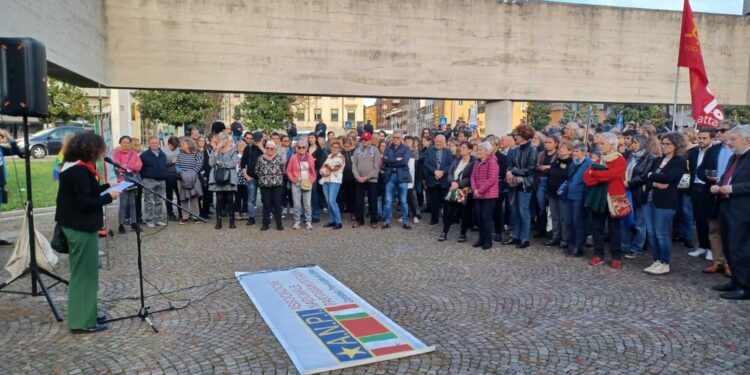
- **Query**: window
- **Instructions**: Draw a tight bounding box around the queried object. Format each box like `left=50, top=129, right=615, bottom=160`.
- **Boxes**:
left=347, top=109, right=355, bottom=122
left=296, top=109, right=305, bottom=121
left=234, top=107, right=241, bottom=118
left=331, top=109, right=339, bottom=122
left=458, top=100, right=464, bottom=106
left=314, top=108, right=322, bottom=121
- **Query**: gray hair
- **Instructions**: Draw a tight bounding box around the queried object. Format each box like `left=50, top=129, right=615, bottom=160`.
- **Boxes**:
left=478, top=141, right=494, bottom=152
left=179, top=137, right=197, bottom=153
left=729, top=124, right=750, bottom=139
left=565, top=122, right=579, bottom=130
left=599, top=132, right=619, bottom=148
left=392, top=130, right=403, bottom=137
left=631, top=134, right=649, bottom=152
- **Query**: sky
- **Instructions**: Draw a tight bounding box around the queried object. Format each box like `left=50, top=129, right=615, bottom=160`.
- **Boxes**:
left=548, top=0, right=742, bottom=15
left=362, top=0, right=742, bottom=106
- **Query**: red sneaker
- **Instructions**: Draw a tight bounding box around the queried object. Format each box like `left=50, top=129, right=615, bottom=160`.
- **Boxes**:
left=589, top=256, right=604, bottom=266
left=610, top=259, right=622, bottom=269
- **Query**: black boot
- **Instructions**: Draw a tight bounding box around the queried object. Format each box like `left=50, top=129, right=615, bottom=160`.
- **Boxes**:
left=229, top=213, right=236, bottom=229
left=215, top=208, right=222, bottom=230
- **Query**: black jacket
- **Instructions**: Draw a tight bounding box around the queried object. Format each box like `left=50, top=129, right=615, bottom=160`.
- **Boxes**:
left=625, top=152, right=655, bottom=208
left=0, top=140, right=22, bottom=187
left=694, top=143, right=723, bottom=218
left=509, top=143, right=537, bottom=192
left=646, top=155, right=686, bottom=210
left=422, top=147, right=454, bottom=188
left=342, top=149, right=355, bottom=184
left=495, top=151, right=509, bottom=193
left=547, top=156, right=572, bottom=197
left=241, top=143, right=264, bottom=179
left=721, top=152, right=750, bottom=222
left=55, top=165, right=112, bottom=232
left=447, top=156, right=476, bottom=189
left=139, top=149, right=167, bottom=180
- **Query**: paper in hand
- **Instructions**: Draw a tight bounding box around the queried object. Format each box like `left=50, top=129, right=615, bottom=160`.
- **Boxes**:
left=100, top=181, right=134, bottom=196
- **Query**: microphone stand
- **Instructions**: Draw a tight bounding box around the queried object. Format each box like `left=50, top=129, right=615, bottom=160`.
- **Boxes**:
left=103, top=172, right=206, bottom=333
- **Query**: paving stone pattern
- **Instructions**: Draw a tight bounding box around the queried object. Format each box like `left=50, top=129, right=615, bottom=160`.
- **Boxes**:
left=0, top=211, right=748, bottom=374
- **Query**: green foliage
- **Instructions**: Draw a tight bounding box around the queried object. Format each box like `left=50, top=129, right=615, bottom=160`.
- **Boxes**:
left=560, top=103, right=599, bottom=126
left=47, top=78, right=92, bottom=124
left=724, top=106, right=750, bottom=124
left=524, top=102, right=551, bottom=131
left=132, top=91, right=222, bottom=133
left=237, top=94, right=295, bottom=132
left=606, top=104, right=668, bottom=127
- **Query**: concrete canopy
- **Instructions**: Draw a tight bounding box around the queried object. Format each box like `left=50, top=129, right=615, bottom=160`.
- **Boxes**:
left=1, top=0, right=749, bottom=105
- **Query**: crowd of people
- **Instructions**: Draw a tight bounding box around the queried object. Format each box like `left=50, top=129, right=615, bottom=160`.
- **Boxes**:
left=49, top=116, right=750, bottom=333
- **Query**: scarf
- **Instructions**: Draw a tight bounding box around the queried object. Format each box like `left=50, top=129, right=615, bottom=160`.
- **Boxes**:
left=76, top=160, right=102, bottom=181
left=603, top=152, right=621, bottom=163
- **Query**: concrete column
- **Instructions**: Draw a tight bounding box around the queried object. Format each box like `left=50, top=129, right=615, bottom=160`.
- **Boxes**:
left=485, top=100, right=514, bottom=136
left=745, top=0, right=750, bottom=16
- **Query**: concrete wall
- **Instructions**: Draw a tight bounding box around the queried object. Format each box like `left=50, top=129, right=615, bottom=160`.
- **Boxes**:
left=0, top=0, right=106, bottom=85
left=2, top=0, right=749, bottom=105
left=745, top=0, right=750, bottom=16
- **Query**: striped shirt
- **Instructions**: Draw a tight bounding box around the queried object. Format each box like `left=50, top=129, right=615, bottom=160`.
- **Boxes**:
left=176, top=152, right=203, bottom=173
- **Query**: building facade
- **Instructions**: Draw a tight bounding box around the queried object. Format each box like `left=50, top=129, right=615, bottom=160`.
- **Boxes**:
left=291, top=96, right=364, bottom=133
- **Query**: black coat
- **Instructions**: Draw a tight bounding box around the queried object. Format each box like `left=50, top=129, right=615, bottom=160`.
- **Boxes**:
left=447, top=156, right=476, bottom=189
left=422, top=147, right=454, bottom=188
left=721, top=152, right=750, bottom=222
left=625, top=152, right=655, bottom=208
left=547, top=156, right=572, bottom=197
left=495, top=151, right=509, bottom=193
left=646, top=155, right=686, bottom=210
left=55, top=165, right=112, bottom=233
left=509, top=143, right=537, bottom=192
left=688, top=145, right=718, bottom=219
left=240, top=144, right=263, bottom=179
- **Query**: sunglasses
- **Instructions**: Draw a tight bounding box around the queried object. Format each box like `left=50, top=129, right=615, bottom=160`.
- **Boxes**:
left=718, top=129, right=729, bottom=133
left=297, top=146, right=307, bottom=149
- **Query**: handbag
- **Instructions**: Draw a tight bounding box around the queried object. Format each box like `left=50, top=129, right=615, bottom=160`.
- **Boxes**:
left=607, top=192, right=633, bottom=219
left=556, top=160, right=582, bottom=198
left=50, top=223, right=69, bottom=254
left=214, top=163, right=232, bottom=185
left=298, top=156, right=313, bottom=191
left=445, top=187, right=471, bottom=205
left=677, top=160, right=690, bottom=191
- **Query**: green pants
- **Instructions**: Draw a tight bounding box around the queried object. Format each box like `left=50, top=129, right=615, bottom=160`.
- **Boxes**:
left=62, top=227, right=99, bottom=330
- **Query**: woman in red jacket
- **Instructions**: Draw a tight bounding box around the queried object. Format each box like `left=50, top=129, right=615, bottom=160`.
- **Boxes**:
left=583, top=132, right=627, bottom=269
left=471, top=141, right=500, bottom=250
left=287, top=139, right=318, bottom=230
left=112, top=136, right=143, bottom=234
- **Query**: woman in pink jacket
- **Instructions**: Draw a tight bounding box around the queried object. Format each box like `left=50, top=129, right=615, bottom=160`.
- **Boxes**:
left=286, top=139, right=318, bottom=230
left=470, top=141, right=500, bottom=250
left=112, top=136, right=143, bottom=234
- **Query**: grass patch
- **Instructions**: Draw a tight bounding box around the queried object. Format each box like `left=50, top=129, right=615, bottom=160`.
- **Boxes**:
left=3, top=159, right=58, bottom=212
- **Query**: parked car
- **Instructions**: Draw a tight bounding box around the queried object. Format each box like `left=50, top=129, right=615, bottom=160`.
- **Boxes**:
left=17, top=126, right=90, bottom=158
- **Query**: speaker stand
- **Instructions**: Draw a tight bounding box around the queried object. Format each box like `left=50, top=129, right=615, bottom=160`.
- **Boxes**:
left=0, top=116, right=68, bottom=321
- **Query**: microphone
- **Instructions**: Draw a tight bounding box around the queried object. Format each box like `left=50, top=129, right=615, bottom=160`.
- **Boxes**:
left=103, top=156, right=127, bottom=171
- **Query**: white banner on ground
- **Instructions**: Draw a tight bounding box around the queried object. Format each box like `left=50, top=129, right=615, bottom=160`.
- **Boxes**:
left=235, top=266, right=435, bottom=375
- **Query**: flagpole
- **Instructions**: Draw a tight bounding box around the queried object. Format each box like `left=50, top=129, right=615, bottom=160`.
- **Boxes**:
left=671, top=67, right=680, bottom=131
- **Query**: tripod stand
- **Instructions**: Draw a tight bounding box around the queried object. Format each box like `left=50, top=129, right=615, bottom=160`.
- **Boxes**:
left=0, top=115, right=68, bottom=322
left=102, top=171, right=205, bottom=332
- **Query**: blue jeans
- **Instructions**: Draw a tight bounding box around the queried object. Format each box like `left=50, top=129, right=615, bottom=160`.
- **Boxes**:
left=621, top=207, right=646, bottom=255
left=643, top=203, right=677, bottom=264
left=245, top=179, right=258, bottom=219
left=511, top=190, right=532, bottom=241
left=322, top=182, right=342, bottom=224
left=311, top=183, right=324, bottom=220
left=565, top=199, right=586, bottom=253
left=535, top=177, right=548, bottom=232
left=675, top=193, right=694, bottom=242
left=384, top=173, right=409, bottom=225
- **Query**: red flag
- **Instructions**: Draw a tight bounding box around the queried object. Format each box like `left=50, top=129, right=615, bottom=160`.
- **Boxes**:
left=677, top=0, right=724, bottom=128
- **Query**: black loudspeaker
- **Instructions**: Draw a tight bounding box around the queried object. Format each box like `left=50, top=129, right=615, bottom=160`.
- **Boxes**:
left=0, top=38, right=48, bottom=117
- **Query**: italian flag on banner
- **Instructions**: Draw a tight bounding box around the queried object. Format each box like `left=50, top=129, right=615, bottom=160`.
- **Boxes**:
left=677, top=0, right=725, bottom=128
left=326, top=304, right=414, bottom=356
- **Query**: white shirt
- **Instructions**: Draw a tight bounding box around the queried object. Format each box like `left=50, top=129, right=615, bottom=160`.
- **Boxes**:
left=320, top=153, right=345, bottom=184
left=693, top=146, right=709, bottom=184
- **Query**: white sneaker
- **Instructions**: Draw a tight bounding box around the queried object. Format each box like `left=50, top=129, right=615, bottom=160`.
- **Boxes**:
left=413, top=217, right=420, bottom=224
left=293, top=222, right=300, bottom=230
left=306, top=222, right=313, bottom=230
left=705, top=250, right=714, bottom=261
left=155, top=221, right=167, bottom=227
left=643, top=261, right=661, bottom=274
left=650, top=262, right=670, bottom=275
left=688, top=248, right=707, bottom=258
left=145, top=222, right=156, bottom=228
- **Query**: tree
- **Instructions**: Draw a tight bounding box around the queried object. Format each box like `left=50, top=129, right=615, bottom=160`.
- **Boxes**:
left=725, top=106, right=750, bottom=124
left=524, top=102, right=550, bottom=131
left=237, top=94, right=295, bottom=131
left=606, top=104, right=668, bottom=127
left=560, top=103, right=599, bottom=126
left=47, top=78, right=92, bottom=124
left=132, top=90, right=221, bottom=134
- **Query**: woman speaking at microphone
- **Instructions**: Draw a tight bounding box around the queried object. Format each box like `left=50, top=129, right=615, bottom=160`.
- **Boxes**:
left=55, top=132, right=119, bottom=333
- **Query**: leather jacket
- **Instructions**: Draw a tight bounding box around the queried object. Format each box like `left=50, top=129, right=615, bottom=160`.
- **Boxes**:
left=625, top=151, right=655, bottom=208
left=510, top=142, right=537, bottom=192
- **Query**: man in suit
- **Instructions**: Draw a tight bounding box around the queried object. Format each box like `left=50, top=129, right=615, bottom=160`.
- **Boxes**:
left=687, top=128, right=717, bottom=259
left=710, top=125, right=750, bottom=300
left=422, top=134, right=454, bottom=225
left=696, top=120, right=736, bottom=275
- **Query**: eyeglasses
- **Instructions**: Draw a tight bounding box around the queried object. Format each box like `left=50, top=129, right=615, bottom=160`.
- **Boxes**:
left=266, top=147, right=276, bottom=150
left=297, top=146, right=307, bottom=149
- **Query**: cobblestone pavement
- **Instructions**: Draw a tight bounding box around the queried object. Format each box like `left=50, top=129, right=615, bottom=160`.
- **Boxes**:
left=0, top=210, right=748, bottom=374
